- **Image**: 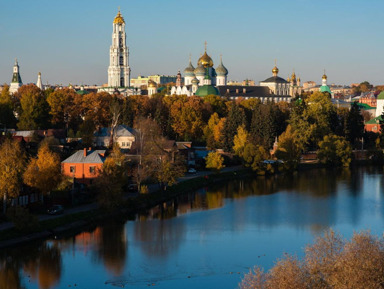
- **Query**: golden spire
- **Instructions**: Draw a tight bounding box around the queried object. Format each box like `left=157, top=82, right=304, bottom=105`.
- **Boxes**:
left=204, top=41, right=207, bottom=52
left=113, top=8, right=125, bottom=24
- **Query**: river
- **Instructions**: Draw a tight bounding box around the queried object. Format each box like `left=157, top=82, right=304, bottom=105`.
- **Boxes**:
left=1, top=167, right=384, bottom=289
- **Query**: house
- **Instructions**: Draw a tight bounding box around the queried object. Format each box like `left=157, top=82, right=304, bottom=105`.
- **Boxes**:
left=62, top=148, right=106, bottom=185
left=365, top=116, right=382, bottom=133
left=94, top=124, right=135, bottom=149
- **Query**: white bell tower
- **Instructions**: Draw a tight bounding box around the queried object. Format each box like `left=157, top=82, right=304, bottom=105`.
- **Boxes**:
left=108, top=9, right=130, bottom=88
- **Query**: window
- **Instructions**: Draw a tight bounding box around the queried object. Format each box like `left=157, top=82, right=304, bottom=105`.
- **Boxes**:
left=89, top=166, right=96, bottom=174
left=119, top=56, right=124, bottom=65
left=70, top=166, right=76, bottom=173
left=122, top=142, right=126, bottom=147
left=120, top=77, right=124, bottom=87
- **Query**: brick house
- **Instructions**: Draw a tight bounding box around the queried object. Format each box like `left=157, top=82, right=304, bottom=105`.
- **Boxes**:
left=62, top=148, right=106, bottom=185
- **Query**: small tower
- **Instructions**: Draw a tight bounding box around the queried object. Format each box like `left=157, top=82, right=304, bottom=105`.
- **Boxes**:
left=319, top=70, right=332, bottom=96
left=36, top=72, right=44, bottom=90
left=176, top=71, right=183, bottom=87
left=9, top=59, right=23, bottom=94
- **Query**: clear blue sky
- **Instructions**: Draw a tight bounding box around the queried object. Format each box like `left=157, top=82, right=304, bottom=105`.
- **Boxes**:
left=1, top=0, right=383, bottom=86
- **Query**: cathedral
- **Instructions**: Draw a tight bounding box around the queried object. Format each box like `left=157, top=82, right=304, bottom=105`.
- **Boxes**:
left=98, top=9, right=140, bottom=96
left=169, top=43, right=228, bottom=97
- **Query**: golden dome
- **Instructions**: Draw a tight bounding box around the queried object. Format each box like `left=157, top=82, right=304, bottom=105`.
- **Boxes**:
left=322, top=74, right=327, bottom=80
left=113, top=11, right=125, bottom=24
left=291, top=71, right=296, bottom=80
left=148, top=80, right=157, bottom=88
left=197, top=51, right=214, bottom=68
left=272, top=66, right=279, bottom=75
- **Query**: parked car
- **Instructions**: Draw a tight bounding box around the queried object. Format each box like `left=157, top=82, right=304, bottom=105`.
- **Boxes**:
left=128, top=183, right=138, bottom=192
left=188, top=168, right=197, bottom=174
left=47, top=205, right=64, bottom=215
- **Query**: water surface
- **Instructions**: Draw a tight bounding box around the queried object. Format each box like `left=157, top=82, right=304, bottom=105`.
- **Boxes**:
left=1, top=167, right=384, bottom=288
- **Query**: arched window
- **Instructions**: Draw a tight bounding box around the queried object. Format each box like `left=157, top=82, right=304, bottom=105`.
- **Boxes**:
left=120, top=77, right=124, bottom=87
left=119, top=56, right=124, bottom=65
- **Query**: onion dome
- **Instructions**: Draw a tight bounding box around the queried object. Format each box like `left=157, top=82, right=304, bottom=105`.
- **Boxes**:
left=148, top=80, right=157, bottom=88
left=198, top=51, right=214, bottom=68
left=191, top=77, right=199, bottom=85
left=216, top=56, right=228, bottom=76
left=287, top=77, right=291, bottom=82
left=291, top=71, right=296, bottom=81
left=113, top=10, right=125, bottom=24
left=194, top=63, right=205, bottom=76
left=322, top=73, right=327, bottom=80
left=272, top=66, right=279, bottom=75
left=184, top=57, right=195, bottom=77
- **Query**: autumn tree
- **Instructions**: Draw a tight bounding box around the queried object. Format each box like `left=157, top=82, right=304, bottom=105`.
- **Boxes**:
left=240, top=230, right=384, bottom=289
left=233, top=125, right=249, bottom=158
left=16, top=84, right=50, bottom=130
left=153, top=154, right=185, bottom=190
left=0, top=139, right=25, bottom=213
left=23, top=144, right=61, bottom=198
left=46, top=88, right=76, bottom=128
left=275, top=125, right=302, bottom=170
left=0, top=84, right=17, bottom=129
left=204, top=113, right=225, bottom=149
left=205, top=151, right=225, bottom=172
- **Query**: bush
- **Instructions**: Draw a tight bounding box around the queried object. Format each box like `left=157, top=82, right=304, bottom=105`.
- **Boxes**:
left=239, top=230, right=384, bottom=289
left=6, top=206, right=39, bottom=233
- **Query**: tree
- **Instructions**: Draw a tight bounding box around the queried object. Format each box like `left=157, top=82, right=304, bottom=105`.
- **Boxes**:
left=23, top=144, right=61, bottom=198
left=345, top=102, right=364, bottom=148
left=95, top=144, right=127, bottom=210
left=16, top=84, right=50, bottom=130
left=317, top=134, right=352, bottom=167
left=240, top=230, right=384, bottom=289
left=233, top=125, right=249, bottom=158
left=0, top=84, right=17, bottom=129
left=46, top=88, right=76, bottom=128
left=0, top=139, right=25, bottom=213
left=222, top=102, right=246, bottom=152
left=205, top=151, right=225, bottom=172
left=275, top=125, right=302, bottom=170
left=154, top=155, right=185, bottom=190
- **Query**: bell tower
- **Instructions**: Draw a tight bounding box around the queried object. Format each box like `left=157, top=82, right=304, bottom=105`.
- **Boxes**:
left=108, top=9, right=130, bottom=88
left=9, top=59, right=23, bottom=94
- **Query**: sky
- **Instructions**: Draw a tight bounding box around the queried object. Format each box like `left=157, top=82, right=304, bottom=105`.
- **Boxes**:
left=1, top=0, right=384, bottom=86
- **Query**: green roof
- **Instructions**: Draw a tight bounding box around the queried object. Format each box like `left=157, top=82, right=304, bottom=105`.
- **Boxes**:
left=378, top=91, right=384, bottom=100
left=320, top=85, right=332, bottom=94
left=356, top=102, right=374, bottom=110
left=195, top=85, right=219, bottom=97
left=76, top=89, right=89, bottom=95
left=366, top=115, right=383, bottom=124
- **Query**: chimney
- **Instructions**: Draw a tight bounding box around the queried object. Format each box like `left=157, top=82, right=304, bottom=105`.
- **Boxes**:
left=83, top=148, right=87, bottom=157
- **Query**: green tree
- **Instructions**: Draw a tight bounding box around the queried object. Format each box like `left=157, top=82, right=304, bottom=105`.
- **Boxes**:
left=96, top=144, right=127, bottom=210
left=222, top=102, right=246, bottom=152
left=23, top=144, right=61, bottom=197
left=0, top=139, right=25, bottom=214
left=16, top=84, right=50, bottom=130
left=317, top=134, right=352, bottom=167
left=205, top=151, right=225, bottom=172
left=154, top=155, right=185, bottom=190
left=345, top=102, right=364, bottom=148
left=79, top=117, right=95, bottom=148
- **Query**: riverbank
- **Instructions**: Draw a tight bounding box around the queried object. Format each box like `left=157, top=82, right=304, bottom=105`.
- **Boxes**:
left=0, top=166, right=252, bottom=249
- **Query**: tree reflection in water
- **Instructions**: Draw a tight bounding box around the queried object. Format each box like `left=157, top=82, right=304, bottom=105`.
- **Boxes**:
left=0, top=242, right=62, bottom=289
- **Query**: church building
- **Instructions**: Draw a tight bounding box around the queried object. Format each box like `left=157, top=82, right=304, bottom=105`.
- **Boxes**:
left=9, top=59, right=23, bottom=94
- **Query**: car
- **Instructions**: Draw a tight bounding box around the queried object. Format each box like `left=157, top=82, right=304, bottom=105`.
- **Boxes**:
left=47, top=205, right=64, bottom=215
left=188, top=168, right=197, bottom=174
left=128, top=183, right=138, bottom=192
